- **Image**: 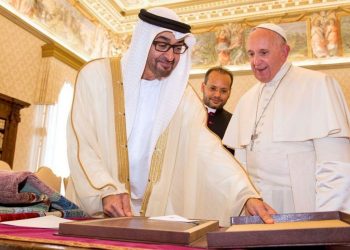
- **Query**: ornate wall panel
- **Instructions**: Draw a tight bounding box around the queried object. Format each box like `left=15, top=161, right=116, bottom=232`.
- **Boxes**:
left=0, top=13, right=45, bottom=171
left=36, top=56, right=77, bottom=105
left=0, top=14, right=77, bottom=170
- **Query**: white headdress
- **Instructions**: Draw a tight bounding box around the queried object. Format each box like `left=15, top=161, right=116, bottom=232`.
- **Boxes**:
left=121, top=7, right=196, bottom=149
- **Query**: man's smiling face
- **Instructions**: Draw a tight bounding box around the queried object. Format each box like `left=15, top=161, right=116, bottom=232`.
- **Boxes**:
left=246, top=28, right=289, bottom=83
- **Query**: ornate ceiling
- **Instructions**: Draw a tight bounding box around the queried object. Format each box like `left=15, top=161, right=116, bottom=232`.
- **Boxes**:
left=70, top=0, right=350, bottom=33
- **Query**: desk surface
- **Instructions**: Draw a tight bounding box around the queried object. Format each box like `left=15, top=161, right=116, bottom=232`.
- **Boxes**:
left=1, top=238, right=350, bottom=250
left=0, top=238, right=71, bottom=249
left=0, top=223, right=205, bottom=250
left=0, top=224, right=350, bottom=250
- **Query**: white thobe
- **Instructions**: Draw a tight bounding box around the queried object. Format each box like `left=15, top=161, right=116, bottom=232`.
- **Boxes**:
left=128, top=79, right=161, bottom=212
left=66, top=58, right=261, bottom=226
left=224, top=62, right=350, bottom=213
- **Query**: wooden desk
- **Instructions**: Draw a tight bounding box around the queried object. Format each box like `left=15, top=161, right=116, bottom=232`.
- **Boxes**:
left=0, top=237, right=350, bottom=250
left=0, top=224, right=349, bottom=250
left=0, top=224, right=203, bottom=250
left=0, top=238, right=73, bottom=250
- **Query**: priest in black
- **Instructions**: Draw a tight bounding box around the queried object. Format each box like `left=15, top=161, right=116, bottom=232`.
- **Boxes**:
left=201, top=66, right=234, bottom=155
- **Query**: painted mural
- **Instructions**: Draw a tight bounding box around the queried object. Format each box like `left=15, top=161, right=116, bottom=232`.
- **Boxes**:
left=192, top=10, right=346, bottom=69
left=280, top=22, right=308, bottom=61
left=341, top=15, right=350, bottom=56
left=3, top=1, right=350, bottom=67
left=310, top=10, right=339, bottom=58
left=6, top=0, right=114, bottom=59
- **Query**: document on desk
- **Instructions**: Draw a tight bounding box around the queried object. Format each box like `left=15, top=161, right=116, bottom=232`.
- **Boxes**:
left=149, top=214, right=199, bottom=223
left=0, top=215, right=72, bottom=229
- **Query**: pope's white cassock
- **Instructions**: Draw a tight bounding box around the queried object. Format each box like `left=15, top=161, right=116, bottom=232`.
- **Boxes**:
left=65, top=7, right=260, bottom=227
left=223, top=62, right=350, bottom=214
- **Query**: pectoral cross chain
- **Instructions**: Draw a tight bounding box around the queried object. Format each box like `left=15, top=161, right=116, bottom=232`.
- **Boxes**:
left=251, top=133, right=258, bottom=141
left=249, top=65, right=292, bottom=152
left=250, top=131, right=258, bottom=151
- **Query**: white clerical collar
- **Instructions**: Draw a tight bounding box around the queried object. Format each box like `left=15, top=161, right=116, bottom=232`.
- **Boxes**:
left=265, top=62, right=292, bottom=87
left=205, top=105, right=216, bottom=113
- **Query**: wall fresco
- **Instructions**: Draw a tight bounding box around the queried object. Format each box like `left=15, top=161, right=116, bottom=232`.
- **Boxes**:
left=341, top=15, right=350, bottom=56
left=7, top=0, right=114, bottom=59
left=192, top=10, right=347, bottom=69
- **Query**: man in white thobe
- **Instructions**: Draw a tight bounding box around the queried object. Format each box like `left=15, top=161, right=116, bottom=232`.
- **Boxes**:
left=66, top=8, right=275, bottom=227
left=223, top=23, right=350, bottom=214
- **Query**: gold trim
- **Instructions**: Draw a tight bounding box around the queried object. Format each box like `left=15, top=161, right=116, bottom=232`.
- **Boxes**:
left=71, top=58, right=119, bottom=191
left=110, top=57, right=130, bottom=193
left=109, top=56, right=169, bottom=214
left=42, top=43, right=86, bottom=71
left=67, top=0, right=97, bottom=23
left=140, top=128, right=169, bottom=216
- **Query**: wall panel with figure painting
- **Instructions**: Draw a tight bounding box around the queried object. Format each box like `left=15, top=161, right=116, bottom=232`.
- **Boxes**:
left=191, top=9, right=350, bottom=69
left=5, top=0, right=114, bottom=59
left=340, top=15, right=350, bottom=56
left=310, top=11, right=339, bottom=58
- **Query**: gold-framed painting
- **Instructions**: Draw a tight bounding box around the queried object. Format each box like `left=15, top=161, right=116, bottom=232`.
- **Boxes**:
left=280, top=21, right=308, bottom=61
left=340, top=15, right=350, bottom=56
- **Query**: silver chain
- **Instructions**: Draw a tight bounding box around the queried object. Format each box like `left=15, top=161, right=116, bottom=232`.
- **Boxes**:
left=250, top=65, right=292, bottom=151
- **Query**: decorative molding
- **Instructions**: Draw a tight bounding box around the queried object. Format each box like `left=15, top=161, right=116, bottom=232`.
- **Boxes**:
left=0, top=4, right=86, bottom=70
left=74, top=0, right=350, bottom=34
left=0, top=4, right=51, bottom=43
left=41, top=43, right=86, bottom=71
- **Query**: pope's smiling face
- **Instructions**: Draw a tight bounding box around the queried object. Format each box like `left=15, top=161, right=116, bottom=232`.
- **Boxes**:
left=246, top=28, right=290, bottom=83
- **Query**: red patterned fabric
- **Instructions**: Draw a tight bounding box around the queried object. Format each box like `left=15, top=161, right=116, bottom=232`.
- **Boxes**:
left=0, top=213, right=40, bottom=222
left=0, top=224, right=203, bottom=249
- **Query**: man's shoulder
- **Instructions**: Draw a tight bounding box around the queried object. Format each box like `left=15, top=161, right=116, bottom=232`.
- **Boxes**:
left=76, top=58, right=113, bottom=88
left=221, top=109, right=232, bottom=118
left=291, top=65, right=326, bottom=79
left=79, top=57, right=111, bottom=74
left=289, top=65, right=338, bottom=90
left=180, top=85, right=205, bottom=111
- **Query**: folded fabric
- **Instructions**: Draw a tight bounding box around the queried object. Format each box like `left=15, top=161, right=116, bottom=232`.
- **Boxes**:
left=0, top=170, right=87, bottom=218
left=0, top=212, right=41, bottom=222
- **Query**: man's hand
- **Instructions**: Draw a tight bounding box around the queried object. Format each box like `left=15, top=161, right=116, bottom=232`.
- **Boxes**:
left=102, top=193, right=133, bottom=217
left=244, top=198, right=277, bottom=224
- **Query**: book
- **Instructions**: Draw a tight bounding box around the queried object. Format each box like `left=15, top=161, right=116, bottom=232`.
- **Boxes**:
left=59, top=216, right=219, bottom=245
left=207, top=211, right=350, bottom=248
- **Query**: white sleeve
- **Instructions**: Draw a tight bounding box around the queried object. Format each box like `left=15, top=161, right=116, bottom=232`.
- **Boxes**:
left=67, top=62, right=127, bottom=215
left=314, top=137, right=350, bottom=212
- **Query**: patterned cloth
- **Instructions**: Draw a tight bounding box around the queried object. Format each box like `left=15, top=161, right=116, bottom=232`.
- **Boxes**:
left=0, top=170, right=86, bottom=218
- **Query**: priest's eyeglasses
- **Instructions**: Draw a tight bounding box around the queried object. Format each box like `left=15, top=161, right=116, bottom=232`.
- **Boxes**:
left=152, top=41, right=188, bottom=54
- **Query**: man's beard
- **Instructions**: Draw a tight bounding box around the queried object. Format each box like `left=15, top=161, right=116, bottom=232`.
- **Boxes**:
left=155, top=59, right=175, bottom=78
left=210, top=102, right=224, bottom=110
left=156, top=67, right=173, bottom=78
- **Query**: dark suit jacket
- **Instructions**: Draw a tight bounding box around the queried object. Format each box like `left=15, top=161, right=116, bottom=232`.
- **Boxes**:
left=207, top=108, right=232, bottom=139
left=207, top=108, right=235, bottom=155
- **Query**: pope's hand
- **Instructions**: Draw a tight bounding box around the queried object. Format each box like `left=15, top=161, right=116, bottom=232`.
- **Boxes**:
left=244, top=198, right=276, bottom=224
left=102, top=193, right=133, bottom=217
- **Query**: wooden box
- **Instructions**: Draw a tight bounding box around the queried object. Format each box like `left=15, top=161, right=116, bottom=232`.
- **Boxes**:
left=207, top=211, right=350, bottom=248
left=58, top=216, right=219, bottom=245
